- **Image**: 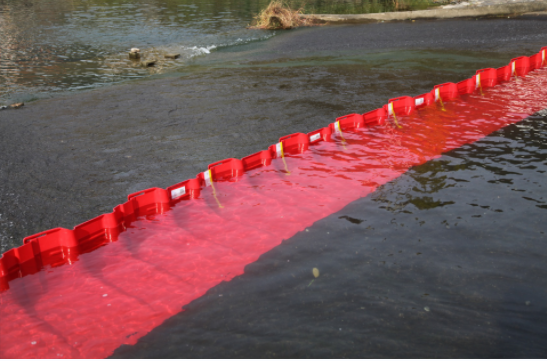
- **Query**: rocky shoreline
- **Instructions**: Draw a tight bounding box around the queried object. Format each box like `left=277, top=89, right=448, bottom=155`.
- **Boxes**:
left=301, top=0, right=547, bottom=22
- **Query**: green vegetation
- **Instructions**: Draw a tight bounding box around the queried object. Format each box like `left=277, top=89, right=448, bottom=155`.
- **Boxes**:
left=275, top=0, right=441, bottom=15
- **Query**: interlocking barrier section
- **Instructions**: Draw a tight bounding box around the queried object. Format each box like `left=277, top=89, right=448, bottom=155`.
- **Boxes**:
left=1, top=47, right=547, bottom=358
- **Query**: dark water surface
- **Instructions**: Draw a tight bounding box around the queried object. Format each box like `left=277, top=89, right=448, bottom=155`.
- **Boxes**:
left=111, top=114, right=547, bottom=358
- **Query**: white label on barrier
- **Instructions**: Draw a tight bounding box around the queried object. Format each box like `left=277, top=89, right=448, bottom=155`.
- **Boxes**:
left=543, top=50, right=545, bottom=63
left=203, top=170, right=212, bottom=187
left=171, top=186, right=186, bottom=199
left=388, top=102, right=394, bottom=115
left=310, top=133, right=321, bottom=142
left=435, top=88, right=440, bottom=101
left=415, top=98, right=424, bottom=107
left=475, top=74, right=480, bottom=89
left=275, top=142, right=282, bottom=157
left=334, top=121, right=342, bottom=134
left=512, top=61, right=516, bottom=73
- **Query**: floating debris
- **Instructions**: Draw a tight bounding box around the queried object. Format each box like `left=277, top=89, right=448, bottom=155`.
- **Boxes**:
left=9, top=102, right=24, bottom=109
left=312, top=267, right=320, bottom=278
left=424, top=306, right=430, bottom=312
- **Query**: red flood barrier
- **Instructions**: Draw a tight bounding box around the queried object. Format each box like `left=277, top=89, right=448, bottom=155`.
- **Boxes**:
left=167, top=178, right=201, bottom=202
left=457, top=78, right=476, bottom=95
left=126, top=187, right=171, bottom=216
left=497, top=65, right=512, bottom=82
left=242, top=150, right=273, bottom=171
left=363, top=108, right=387, bottom=125
left=511, top=56, right=530, bottom=77
left=269, top=132, right=310, bottom=157
left=207, top=158, right=245, bottom=182
left=475, top=68, right=498, bottom=88
left=529, top=53, right=542, bottom=70
left=0, top=228, right=78, bottom=291
left=414, top=93, right=434, bottom=109
left=431, top=82, right=458, bottom=102
left=71, top=212, right=124, bottom=254
left=384, top=96, right=415, bottom=116
left=308, top=127, right=332, bottom=144
left=332, top=113, right=365, bottom=131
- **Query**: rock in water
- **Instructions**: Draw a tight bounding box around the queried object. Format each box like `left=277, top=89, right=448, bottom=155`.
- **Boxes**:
left=142, top=59, right=157, bottom=67
left=129, top=48, right=141, bottom=60
left=165, top=53, right=180, bottom=59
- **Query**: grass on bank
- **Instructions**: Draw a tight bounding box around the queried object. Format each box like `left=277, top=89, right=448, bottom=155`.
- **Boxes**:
left=250, top=0, right=446, bottom=29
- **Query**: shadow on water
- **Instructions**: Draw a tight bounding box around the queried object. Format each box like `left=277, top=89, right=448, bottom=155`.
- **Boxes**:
left=110, top=114, right=547, bottom=358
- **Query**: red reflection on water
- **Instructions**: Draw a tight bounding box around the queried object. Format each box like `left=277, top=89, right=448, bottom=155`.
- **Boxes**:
left=1, top=70, right=547, bottom=358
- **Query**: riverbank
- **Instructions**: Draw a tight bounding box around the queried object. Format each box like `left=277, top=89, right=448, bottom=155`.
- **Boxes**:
left=2, top=17, right=547, bottom=252
left=302, top=0, right=547, bottom=22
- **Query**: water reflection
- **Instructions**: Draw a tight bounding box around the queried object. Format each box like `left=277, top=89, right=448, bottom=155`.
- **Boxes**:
left=0, top=0, right=439, bottom=104
left=0, top=0, right=277, bottom=103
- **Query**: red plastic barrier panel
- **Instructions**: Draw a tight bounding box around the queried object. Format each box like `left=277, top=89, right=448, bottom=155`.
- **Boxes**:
left=383, top=96, right=415, bottom=116
left=308, top=127, right=332, bottom=144
left=457, top=78, right=476, bottom=95
left=413, top=92, right=434, bottom=109
left=72, top=213, right=124, bottom=255
left=511, top=56, right=531, bottom=77
left=0, top=242, right=40, bottom=290
left=126, top=187, right=171, bottom=217
left=497, top=65, right=512, bottom=82
left=431, top=83, right=459, bottom=102
left=268, top=133, right=310, bottom=157
left=529, top=53, right=541, bottom=71
left=0, top=228, right=79, bottom=288
left=208, top=158, right=245, bottom=182
left=475, top=68, right=498, bottom=88
left=363, top=108, right=387, bottom=125
left=241, top=150, right=273, bottom=171
left=332, top=113, right=365, bottom=132
left=166, top=178, right=202, bottom=203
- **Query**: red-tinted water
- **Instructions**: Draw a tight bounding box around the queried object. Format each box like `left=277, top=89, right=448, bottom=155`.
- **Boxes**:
left=1, top=70, right=547, bottom=358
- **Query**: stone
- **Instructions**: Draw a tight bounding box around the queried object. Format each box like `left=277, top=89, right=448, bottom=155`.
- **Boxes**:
left=142, top=59, right=157, bottom=67
left=164, top=53, right=180, bottom=59
left=129, top=48, right=141, bottom=60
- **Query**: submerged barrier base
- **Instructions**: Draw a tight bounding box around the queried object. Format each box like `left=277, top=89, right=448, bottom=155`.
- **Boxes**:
left=1, top=50, right=547, bottom=358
